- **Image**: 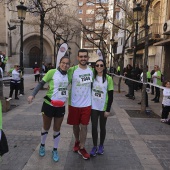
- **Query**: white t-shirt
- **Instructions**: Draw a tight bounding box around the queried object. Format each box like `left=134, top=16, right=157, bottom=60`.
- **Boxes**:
left=12, top=69, right=20, bottom=81
left=92, top=76, right=107, bottom=111
left=0, top=67, right=3, bottom=78
left=162, top=88, right=170, bottom=106
left=152, top=72, right=157, bottom=84
left=70, top=66, right=93, bottom=107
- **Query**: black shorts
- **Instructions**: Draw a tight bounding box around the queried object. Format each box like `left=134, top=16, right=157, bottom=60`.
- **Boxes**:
left=41, top=102, right=65, bottom=118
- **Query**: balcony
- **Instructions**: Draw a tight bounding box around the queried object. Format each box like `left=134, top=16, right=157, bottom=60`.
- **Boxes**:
left=131, top=23, right=163, bottom=47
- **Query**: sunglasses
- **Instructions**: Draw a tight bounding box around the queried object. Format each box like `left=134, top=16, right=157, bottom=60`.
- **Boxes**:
left=79, top=55, right=88, bottom=58
left=95, top=64, right=104, bottom=67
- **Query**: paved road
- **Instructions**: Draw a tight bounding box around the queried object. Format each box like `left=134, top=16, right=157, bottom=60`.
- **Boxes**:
left=1, top=75, right=170, bottom=170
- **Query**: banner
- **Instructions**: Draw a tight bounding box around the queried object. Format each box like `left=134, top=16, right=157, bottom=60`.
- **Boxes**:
left=96, top=49, right=103, bottom=60
left=56, top=43, right=68, bottom=68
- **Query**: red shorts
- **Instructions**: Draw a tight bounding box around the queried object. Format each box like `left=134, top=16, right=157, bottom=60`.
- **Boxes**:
left=67, top=105, right=91, bottom=125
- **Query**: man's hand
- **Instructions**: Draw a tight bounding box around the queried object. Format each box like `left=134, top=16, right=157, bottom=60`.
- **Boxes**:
left=27, top=96, right=34, bottom=104
left=104, top=111, right=110, bottom=118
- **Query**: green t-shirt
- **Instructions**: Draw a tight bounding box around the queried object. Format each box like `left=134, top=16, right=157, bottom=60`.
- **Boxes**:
left=42, top=69, right=69, bottom=105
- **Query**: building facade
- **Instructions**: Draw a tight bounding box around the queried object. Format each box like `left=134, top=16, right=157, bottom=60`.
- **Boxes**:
left=0, top=0, right=80, bottom=73
left=115, top=0, right=170, bottom=80
left=77, top=0, right=114, bottom=66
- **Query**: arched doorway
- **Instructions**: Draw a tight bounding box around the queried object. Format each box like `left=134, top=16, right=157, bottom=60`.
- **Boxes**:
left=29, top=47, right=40, bottom=67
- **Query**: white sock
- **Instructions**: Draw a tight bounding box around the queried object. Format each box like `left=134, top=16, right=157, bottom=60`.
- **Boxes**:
left=41, top=128, right=48, bottom=145
left=53, top=131, right=60, bottom=149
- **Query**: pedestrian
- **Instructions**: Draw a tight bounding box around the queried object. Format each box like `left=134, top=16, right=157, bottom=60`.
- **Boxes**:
left=117, top=64, right=120, bottom=75
left=161, top=80, right=170, bottom=122
left=124, top=64, right=135, bottom=99
left=27, top=56, right=70, bottom=162
left=151, top=65, right=161, bottom=103
left=33, top=65, right=40, bottom=82
left=138, top=66, right=151, bottom=107
left=150, top=69, right=155, bottom=95
left=90, top=59, right=114, bottom=157
left=67, top=49, right=93, bottom=160
left=6, top=64, right=21, bottom=101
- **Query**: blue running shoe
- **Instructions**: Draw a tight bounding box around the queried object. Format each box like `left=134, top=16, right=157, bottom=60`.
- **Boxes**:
left=39, top=145, right=45, bottom=157
left=98, top=145, right=104, bottom=155
left=90, top=146, right=98, bottom=157
left=52, top=150, right=59, bottom=162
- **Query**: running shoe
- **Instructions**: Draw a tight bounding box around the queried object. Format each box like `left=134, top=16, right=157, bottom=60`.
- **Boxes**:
left=98, top=145, right=104, bottom=155
left=73, top=141, right=80, bottom=152
left=39, top=145, right=45, bottom=157
left=6, top=97, right=12, bottom=101
left=160, top=119, right=167, bottom=123
left=90, top=146, right=98, bottom=157
left=78, top=148, right=90, bottom=160
left=52, top=150, right=59, bottom=162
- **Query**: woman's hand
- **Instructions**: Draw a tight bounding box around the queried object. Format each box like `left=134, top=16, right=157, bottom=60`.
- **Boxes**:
left=27, top=96, right=34, bottom=104
left=104, top=111, right=110, bottom=117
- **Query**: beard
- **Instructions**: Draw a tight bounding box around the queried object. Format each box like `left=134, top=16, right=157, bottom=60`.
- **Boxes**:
left=79, top=60, right=87, bottom=66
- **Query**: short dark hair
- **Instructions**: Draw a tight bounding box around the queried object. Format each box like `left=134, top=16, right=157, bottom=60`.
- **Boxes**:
left=78, top=49, right=88, bottom=56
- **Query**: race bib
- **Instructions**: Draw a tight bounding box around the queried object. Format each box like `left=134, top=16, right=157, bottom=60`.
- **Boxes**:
left=92, top=89, right=104, bottom=99
left=79, top=74, right=92, bottom=84
left=58, top=87, right=68, bottom=98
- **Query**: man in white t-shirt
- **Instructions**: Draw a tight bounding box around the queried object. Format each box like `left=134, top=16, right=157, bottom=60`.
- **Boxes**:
left=67, top=49, right=93, bottom=160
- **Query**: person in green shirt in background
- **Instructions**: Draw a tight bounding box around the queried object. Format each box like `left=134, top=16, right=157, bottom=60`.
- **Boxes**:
left=117, top=65, right=120, bottom=75
left=151, top=65, right=162, bottom=103
left=138, top=66, right=151, bottom=107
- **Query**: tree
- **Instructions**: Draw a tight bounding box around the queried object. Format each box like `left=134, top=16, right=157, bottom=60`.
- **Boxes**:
left=44, top=6, right=80, bottom=65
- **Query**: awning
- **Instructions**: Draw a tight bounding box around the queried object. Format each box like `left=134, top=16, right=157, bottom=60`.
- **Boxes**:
left=153, top=39, right=170, bottom=46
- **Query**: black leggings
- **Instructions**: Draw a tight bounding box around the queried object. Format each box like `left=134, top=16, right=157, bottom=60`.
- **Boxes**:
left=155, top=87, right=160, bottom=101
left=161, top=105, right=170, bottom=119
left=9, top=82, right=19, bottom=98
left=91, top=109, right=107, bottom=146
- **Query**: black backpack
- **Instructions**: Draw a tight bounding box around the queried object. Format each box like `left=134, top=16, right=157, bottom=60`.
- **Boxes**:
left=0, top=130, right=9, bottom=156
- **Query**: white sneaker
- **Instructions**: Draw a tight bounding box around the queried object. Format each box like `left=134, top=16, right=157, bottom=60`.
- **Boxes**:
left=6, top=97, right=12, bottom=101
left=160, top=119, right=167, bottom=123
left=19, top=94, right=23, bottom=96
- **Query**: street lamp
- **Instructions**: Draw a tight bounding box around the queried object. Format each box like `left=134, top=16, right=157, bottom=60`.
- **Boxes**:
left=133, top=3, right=142, bottom=68
left=68, top=47, right=71, bottom=58
left=16, top=1, right=27, bottom=95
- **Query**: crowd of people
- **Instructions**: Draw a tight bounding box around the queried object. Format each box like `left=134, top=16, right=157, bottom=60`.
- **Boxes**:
left=123, top=63, right=170, bottom=124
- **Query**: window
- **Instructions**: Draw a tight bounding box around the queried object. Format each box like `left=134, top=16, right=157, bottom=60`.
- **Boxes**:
left=97, top=8, right=105, bottom=13
left=115, top=12, right=119, bottom=20
left=87, top=34, right=93, bottom=38
left=86, top=2, right=94, bottom=5
left=96, top=0, right=108, bottom=3
left=86, top=9, right=94, bottom=14
left=78, top=9, right=83, bottom=14
left=96, top=15, right=103, bottom=21
left=86, top=18, right=94, bottom=22
left=79, top=2, right=83, bottom=6
left=86, top=25, right=94, bottom=30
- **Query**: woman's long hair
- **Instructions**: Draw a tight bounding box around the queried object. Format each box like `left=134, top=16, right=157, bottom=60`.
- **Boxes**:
left=94, top=59, right=107, bottom=83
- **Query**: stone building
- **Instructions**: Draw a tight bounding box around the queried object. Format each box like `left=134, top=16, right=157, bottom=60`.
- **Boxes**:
left=0, top=0, right=80, bottom=73
left=115, top=0, right=170, bottom=80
